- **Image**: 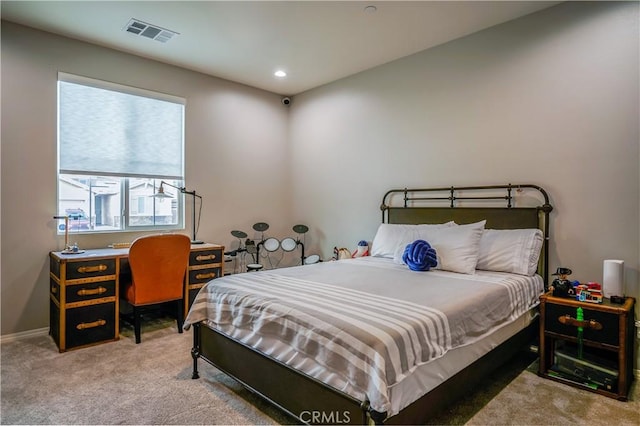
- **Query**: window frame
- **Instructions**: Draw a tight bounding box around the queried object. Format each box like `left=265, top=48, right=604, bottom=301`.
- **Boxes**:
left=56, top=73, right=186, bottom=235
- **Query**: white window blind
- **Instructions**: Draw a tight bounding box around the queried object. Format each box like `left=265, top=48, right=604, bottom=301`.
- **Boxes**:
left=58, top=73, right=185, bottom=179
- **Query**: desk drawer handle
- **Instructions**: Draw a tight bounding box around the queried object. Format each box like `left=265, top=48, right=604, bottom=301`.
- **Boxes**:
left=76, top=319, right=106, bottom=330
left=195, top=272, right=216, bottom=280
left=77, top=264, right=108, bottom=274
left=77, top=287, right=107, bottom=297
left=558, top=315, right=603, bottom=330
left=196, top=254, right=216, bottom=262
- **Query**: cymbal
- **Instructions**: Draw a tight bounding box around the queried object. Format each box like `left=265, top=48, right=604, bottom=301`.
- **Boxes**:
left=253, top=222, right=270, bottom=232
left=231, top=230, right=247, bottom=239
left=293, top=224, right=309, bottom=234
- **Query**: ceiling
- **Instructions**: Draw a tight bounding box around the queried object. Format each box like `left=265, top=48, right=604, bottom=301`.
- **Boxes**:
left=1, top=1, right=561, bottom=95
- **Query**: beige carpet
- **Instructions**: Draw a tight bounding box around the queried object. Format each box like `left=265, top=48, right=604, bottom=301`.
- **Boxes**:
left=1, top=322, right=291, bottom=425
left=467, top=367, right=639, bottom=426
left=1, top=320, right=638, bottom=425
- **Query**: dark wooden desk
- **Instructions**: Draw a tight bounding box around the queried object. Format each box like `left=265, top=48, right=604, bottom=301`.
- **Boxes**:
left=49, top=243, right=223, bottom=352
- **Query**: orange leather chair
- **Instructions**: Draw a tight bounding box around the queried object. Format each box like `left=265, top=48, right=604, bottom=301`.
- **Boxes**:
left=121, top=234, right=191, bottom=344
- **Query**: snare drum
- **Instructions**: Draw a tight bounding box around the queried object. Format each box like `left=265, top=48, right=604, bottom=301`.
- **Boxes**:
left=304, top=254, right=320, bottom=265
left=262, top=237, right=280, bottom=252
left=280, top=237, right=297, bottom=252
left=247, top=263, right=264, bottom=272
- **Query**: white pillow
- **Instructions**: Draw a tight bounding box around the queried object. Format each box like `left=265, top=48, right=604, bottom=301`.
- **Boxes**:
left=476, top=228, right=543, bottom=276
left=370, top=222, right=455, bottom=258
left=393, top=220, right=486, bottom=274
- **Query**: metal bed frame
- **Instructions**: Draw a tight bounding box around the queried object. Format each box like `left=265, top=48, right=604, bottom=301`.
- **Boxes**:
left=190, top=183, right=553, bottom=425
left=381, top=184, right=553, bottom=286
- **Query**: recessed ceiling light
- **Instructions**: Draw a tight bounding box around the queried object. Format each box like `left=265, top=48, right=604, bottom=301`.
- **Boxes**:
left=274, top=70, right=287, bottom=78
left=364, top=5, right=377, bottom=14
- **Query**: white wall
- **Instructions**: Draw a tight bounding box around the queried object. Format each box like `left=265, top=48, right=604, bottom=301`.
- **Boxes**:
left=289, top=1, right=639, bottom=368
left=1, top=22, right=291, bottom=335
left=290, top=1, right=639, bottom=294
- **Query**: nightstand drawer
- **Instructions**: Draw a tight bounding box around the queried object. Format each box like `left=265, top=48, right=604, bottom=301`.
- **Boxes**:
left=544, top=303, right=620, bottom=347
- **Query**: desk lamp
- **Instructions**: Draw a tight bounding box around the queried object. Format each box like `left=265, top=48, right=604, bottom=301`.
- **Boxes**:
left=154, top=181, right=204, bottom=244
left=53, top=215, right=84, bottom=254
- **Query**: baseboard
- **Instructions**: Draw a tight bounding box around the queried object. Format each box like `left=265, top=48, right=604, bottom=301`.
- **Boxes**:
left=0, top=327, right=49, bottom=344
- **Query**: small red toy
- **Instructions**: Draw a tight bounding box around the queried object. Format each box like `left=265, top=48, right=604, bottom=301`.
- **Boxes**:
left=575, top=282, right=603, bottom=303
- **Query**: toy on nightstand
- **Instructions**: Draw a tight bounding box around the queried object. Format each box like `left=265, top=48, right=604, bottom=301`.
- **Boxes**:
left=551, top=267, right=573, bottom=297
left=575, top=282, right=603, bottom=303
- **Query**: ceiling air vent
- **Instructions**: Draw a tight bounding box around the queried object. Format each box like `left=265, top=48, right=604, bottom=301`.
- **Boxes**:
left=124, top=19, right=178, bottom=43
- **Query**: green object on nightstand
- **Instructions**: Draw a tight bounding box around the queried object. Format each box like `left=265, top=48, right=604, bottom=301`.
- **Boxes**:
left=576, top=306, right=584, bottom=359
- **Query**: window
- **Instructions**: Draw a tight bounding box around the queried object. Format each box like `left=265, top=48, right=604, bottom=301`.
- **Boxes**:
left=57, top=73, right=185, bottom=234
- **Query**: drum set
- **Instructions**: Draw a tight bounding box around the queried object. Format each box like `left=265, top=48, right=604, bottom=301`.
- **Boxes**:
left=225, top=222, right=320, bottom=274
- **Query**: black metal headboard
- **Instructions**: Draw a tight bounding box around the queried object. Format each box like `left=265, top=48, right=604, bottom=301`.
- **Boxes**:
left=380, top=184, right=553, bottom=283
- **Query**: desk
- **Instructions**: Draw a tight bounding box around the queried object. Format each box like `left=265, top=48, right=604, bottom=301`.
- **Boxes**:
left=49, top=243, right=223, bottom=352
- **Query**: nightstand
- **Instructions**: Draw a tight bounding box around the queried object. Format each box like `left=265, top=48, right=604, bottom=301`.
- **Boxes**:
left=538, top=292, right=635, bottom=400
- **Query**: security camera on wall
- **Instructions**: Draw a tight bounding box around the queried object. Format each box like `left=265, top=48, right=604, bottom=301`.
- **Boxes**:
left=281, top=97, right=291, bottom=106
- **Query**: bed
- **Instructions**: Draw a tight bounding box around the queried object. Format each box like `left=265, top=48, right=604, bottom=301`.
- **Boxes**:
left=185, top=184, right=553, bottom=424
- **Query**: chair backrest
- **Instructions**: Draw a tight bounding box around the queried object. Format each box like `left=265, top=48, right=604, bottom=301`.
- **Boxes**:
left=127, top=234, right=191, bottom=305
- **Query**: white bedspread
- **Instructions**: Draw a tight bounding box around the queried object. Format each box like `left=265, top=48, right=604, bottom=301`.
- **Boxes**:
left=184, top=256, right=543, bottom=415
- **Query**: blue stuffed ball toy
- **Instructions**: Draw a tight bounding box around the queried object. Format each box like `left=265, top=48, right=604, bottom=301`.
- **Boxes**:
left=402, top=240, right=438, bottom=271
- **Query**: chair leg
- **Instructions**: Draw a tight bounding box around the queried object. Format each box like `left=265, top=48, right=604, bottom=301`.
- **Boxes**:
left=133, top=306, right=142, bottom=344
left=176, top=300, right=184, bottom=334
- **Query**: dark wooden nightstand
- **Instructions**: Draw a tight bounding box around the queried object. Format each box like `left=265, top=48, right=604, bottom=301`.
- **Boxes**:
left=538, top=292, right=635, bottom=400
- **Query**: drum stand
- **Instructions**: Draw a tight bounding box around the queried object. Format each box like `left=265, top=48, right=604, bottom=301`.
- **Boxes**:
left=225, top=230, right=255, bottom=274
left=226, top=223, right=320, bottom=273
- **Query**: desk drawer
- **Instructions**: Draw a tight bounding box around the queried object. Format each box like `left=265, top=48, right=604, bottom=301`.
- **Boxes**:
left=50, top=278, right=61, bottom=304
left=545, top=303, right=619, bottom=346
left=50, top=297, right=60, bottom=344
left=190, top=248, right=223, bottom=266
left=65, top=302, right=116, bottom=349
left=189, top=267, right=221, bottom=284
left=66, top=280, right=116, bottom=304
left=65, top=259, right=116, bottom=280
left=188, top=285, right=206, bottom=309
left=50, top=256, right=61, bottom=278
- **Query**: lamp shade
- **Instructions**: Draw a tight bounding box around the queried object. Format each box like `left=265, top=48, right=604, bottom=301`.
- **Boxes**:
left=153, top=183, right=173, bottom=198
